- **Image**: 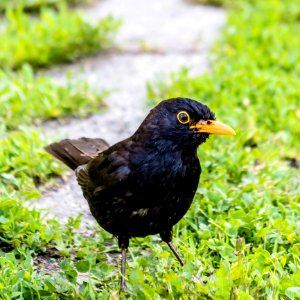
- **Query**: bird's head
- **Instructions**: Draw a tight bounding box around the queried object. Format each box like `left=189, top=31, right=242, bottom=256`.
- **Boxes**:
left=136, top=97, right=235, bottom=151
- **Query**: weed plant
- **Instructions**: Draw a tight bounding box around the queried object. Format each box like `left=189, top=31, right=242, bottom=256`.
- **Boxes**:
left=0, top=65, right=106, bottom=131
left=0, top=7, right=120, bottom=69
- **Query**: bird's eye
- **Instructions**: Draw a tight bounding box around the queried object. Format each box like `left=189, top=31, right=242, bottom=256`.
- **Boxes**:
left=177, top=111, right=190, bottom=124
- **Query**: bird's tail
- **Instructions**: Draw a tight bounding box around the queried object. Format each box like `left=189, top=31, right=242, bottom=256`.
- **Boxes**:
left=45, top=137, right=109, bottom=170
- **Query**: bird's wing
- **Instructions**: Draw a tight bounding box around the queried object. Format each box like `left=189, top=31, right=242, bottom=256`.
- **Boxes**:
left=75, top=143, right=131, bottom=200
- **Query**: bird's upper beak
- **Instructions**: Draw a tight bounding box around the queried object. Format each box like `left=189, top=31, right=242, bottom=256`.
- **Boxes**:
left=190, top=120, right=236, bottom=136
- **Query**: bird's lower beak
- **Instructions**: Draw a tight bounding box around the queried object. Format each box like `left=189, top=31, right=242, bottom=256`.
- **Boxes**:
left=190, top=120, right=236, bottom=136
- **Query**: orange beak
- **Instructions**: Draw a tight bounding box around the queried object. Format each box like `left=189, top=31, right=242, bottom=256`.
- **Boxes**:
left=190, top=120, right=236, bottom=136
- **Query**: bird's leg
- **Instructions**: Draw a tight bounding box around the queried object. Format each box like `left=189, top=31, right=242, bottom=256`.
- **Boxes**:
left=118, top=237, right=129, bottom=291
left=160, top=230, right=184, bottom=266
left=166, top=241, right=185, bottom=266
left=120, top=247, right=127, bottom=290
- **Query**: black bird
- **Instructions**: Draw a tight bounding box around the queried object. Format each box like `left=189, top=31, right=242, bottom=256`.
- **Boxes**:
left=45, top=97, right=235, bottom=289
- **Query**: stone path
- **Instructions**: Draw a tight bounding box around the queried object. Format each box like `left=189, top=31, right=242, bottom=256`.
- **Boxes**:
left=35, top=0, right=225, bottom=225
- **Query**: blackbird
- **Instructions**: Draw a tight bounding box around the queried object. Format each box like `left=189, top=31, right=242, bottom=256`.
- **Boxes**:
left=45, top=97, right=235, bottom=289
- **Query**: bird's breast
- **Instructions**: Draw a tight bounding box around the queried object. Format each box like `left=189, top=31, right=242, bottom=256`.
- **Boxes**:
left=88, top=148, right=201, bottom=237
left=124, top=150, right=201, bottom=232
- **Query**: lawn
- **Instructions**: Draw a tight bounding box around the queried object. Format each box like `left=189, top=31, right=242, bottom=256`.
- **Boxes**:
left=0, top=0, right=299, bottom=299
left=0, top=7, right=120, bottom=69
left=0, top=66, right=107, bottom=131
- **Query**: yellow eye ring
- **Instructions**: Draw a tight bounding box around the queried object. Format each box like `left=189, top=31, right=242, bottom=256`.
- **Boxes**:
left=177, top=111, right=190, bottom=124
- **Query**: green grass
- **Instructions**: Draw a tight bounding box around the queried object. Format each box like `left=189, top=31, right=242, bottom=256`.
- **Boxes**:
left=0, top=7, right=120, bottom=69
left=0, top=0, right=92, bottom=12
left=0, top=129, right=65, bottom=191
left=0, top=193, right=117, bottom=299
left=145, top=0, right=300, bottom=298
left=0, top=65, right=106, bottom=131
left=1, top=0, right=300, bottom=298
